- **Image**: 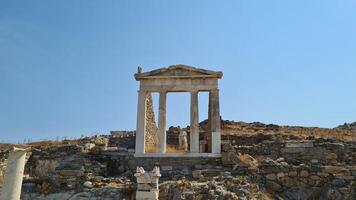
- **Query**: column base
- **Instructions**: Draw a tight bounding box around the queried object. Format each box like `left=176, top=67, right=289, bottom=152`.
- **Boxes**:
left=134, top=153, right=221, bottom=158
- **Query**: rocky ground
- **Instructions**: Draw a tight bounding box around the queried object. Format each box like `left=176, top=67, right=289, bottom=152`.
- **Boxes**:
left=0, top=120, right=355, bottom=200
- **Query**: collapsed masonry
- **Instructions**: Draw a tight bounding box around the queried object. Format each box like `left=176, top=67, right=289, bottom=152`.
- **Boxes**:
left=0, top=121, right=355, bottom=199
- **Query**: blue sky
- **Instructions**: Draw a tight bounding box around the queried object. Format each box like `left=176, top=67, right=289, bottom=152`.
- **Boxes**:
left=0, top=1, right=355, bottom=143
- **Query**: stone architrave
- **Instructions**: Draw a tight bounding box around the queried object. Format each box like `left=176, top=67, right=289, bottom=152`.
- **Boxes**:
left=1, top=147, right=30, bottom=200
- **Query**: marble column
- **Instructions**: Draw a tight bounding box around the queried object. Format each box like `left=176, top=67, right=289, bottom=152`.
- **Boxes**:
left=209, top=89, right=221, bottom=154
left=190, top=91, right=199, bottom=153
left=1, top=147, right=29, bottom=200
left=158, top=91, right=167, bottom=153
left=135, top=90, right=147, bottom=154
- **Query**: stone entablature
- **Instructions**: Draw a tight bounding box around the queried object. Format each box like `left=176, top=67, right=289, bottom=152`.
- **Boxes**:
left=134, top=65, right=223, bottom=157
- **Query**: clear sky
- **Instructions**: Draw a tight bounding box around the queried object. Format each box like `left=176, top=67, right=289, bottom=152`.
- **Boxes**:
left=0, top=1, right=355, bottom=143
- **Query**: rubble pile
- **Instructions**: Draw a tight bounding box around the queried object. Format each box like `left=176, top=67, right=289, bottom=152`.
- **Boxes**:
left=0, top=121, right=355, bottom=199
left=222, top=136, right=356, bottom=199
left=335, top=122, right=356, bottom=132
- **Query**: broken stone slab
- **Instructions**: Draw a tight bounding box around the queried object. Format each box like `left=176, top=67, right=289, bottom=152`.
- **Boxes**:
left=322, top=166, right=347, bottom=174
left=265, top=180, right=282, bottom=192
left=59, top=170, right=84, bottom=177
left=266, top=173, right=277, bottom=180
left=192, top=170, right=202, bottom=178
left=161, top=166, right=173, bottom=171
left=285, top=142, right=313, bottom=148
left=281, top=147, right=306, bottom=153
left=83, top=181, right=93, bottom=188
left=300, top=170, right=309, bottom=177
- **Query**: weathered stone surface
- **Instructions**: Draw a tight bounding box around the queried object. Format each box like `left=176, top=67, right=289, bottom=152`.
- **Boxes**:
left=33, top=160, right=58, bottom=177
left=277, top=172, right=285, bottom=179
left=265, top=181, right=282, bottom=192
left=59, top=170, right=83, bottom=177
left=161, top=166, right=173, bottom=171
left=69, top=192, right=91, bottom=200
left=300, top=170, right=309, bottom=177
left=288, top=171, right=298, bottom=177
left=285, top=142, right=313, bottom=148
left=331, top=179, right=346, bottom=187
left=145, top=93, right=158, bottom=151
left=83, top=181, right=93, bottom=188
left=323, top=166, right=347, bottom=174
left=266, top=173, right=277, bottom=180
left=281, top=147, right=306, bottom=153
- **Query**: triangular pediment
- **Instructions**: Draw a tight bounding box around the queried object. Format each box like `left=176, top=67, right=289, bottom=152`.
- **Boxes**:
left=135, top=64, right=223, bottom=80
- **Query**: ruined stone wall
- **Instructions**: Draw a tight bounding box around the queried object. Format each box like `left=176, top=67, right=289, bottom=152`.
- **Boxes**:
left=222, top=137, right=356, bottom=199
left=145, top=93, right=158, bottom=150
left=0, top=154, right=7, bottom=186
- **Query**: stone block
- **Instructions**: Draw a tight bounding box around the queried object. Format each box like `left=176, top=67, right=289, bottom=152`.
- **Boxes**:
left=285, top=142, right=313, bottom=148
left=322, top=166, right=347, bottom=174
left=281, top=147, right=306, bottom=153
left=138, top=183, right=156, bottom=191
left=266, top=173, right=277, bottom=181
left=265, top=181, right=282, bottom=192
left=288, top=171, right=298, bottom=177
left=136, top=176, right=151, bottom=183
left=300, top=170, right=309, bottom=177
left=192, top=170, right=202, bottom=179
left=277, top=172, right=285, bottom=179
left=59, top=170, right=83, bottom=177
left=161, top=166, right=173, bottom=171
left=317, top=172, right=329, bottom=177
left=136, top=191, right=158, bottom=200
left=334, top=175, right=354, bottom=180
left=331, top=179, right=346, bottom=187
left=325, top=153, right=337, bottom=160
left=283, top=177, right=296, bottom=187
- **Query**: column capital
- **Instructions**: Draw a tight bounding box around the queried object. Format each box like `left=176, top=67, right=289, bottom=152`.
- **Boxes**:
left=210, top=88, right=219, bottom=93
left=138, top=89, right=147, bottom=93
left=158, top=90, right=167, bottom=95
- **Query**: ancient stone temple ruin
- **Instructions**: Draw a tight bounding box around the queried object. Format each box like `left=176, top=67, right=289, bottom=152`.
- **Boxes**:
left=134, top=65, right=223, bottom=157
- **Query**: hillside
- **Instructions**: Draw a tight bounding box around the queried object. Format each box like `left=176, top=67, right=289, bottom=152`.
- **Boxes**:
left=0, top=120, right=355, bottom=199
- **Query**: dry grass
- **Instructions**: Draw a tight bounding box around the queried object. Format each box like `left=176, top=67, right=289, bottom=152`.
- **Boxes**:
left=237, top=153, right=258, bottom=165
left=166, top=145, right=186, bottom=153
left=145, top=145, right=187, bottom=153
left=222, top=123, right=356, bottom=141
left=145, top=145, right=159, bottom=153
